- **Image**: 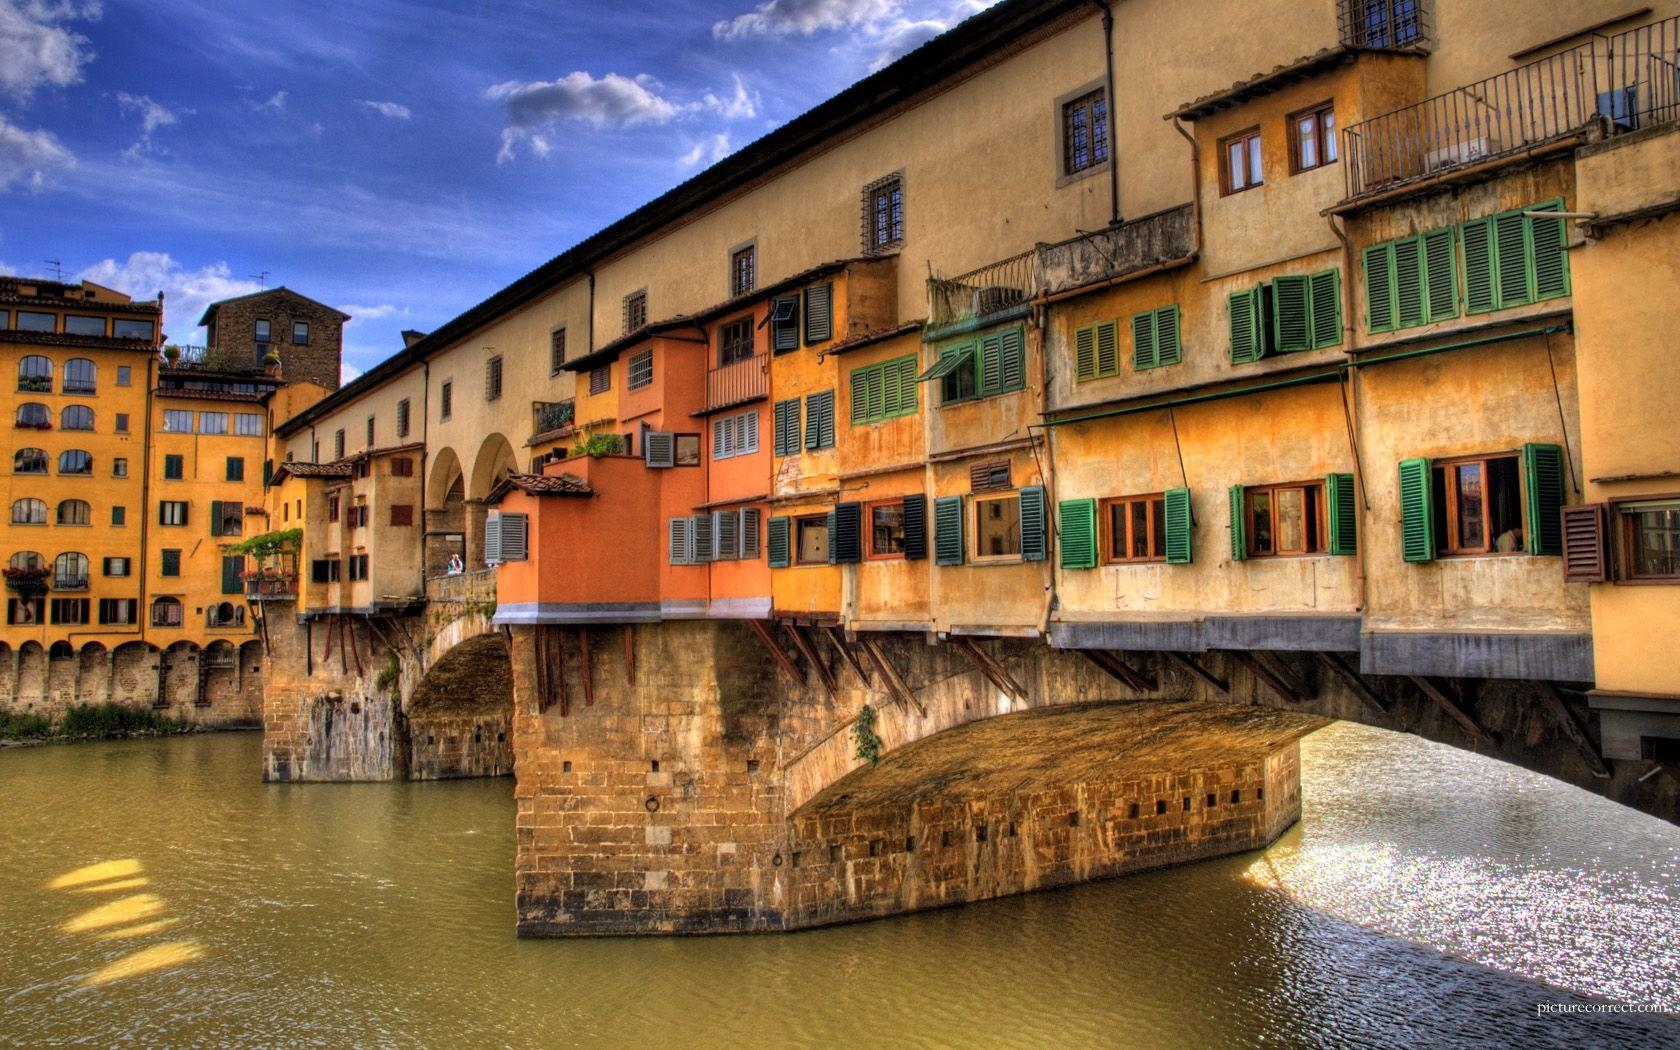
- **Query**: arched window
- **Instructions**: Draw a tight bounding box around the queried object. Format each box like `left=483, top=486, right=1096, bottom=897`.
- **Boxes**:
left=15, top=402, right=50, bottom=429
left=56, top=499, right=90, bottom=525
left=13, top=448, right=47, bottom=474
left=151, top=596, right=182, bottom=627
left=208, top=602, right=243, bottom=627
left=60, top=405, right=94, bottom=431
left=8, top=551, right=43, bottom=571
left=17, top=355, right=52, bottom=392
left=63, top=358, right=96, bottom=394
left=57, top=449, right=93, bottom=475
left=10, top=498, right=46, bottom=524
left=53, top=552, right=88, bottom=589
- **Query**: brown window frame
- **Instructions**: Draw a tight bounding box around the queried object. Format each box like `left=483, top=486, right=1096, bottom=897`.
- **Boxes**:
left=866, top=498, right=907, bottom=561
left=1220, top=127, right=1263, bottom=195
left=590, top=364, right=611, bottom=395
left=1101, top=493, right=1168, bottom=564
left=624, top=289, right=648, bottom=334
left=1614, top=496, right=1680, bottom=583
left=794, top=513, right=830, bottom=566
left=718, top=316, right=755, bottom=365
left=971, top=491, right=1023, bottom=564
left=1245, top=481, right=1327, bottom=558
left=1288, top=101, right=1338, bottom=174
left=1432, top=452, right=1525, bottom=557
left=862, top=173, right=905, bottom=253
left=549, top=327, right=567, bottom=375
left=1061, top=87, right=1110, bottom=177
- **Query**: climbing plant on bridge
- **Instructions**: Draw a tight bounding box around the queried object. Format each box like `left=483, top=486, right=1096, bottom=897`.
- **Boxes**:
left=853, top=704, right=882, bottom=766
left=227, top=528, right=303, bottom=559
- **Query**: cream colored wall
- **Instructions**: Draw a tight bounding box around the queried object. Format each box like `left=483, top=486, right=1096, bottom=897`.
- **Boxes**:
left=286, top=367, right=428, bottom=463
left=1426, top=1, right=1680, bottom=94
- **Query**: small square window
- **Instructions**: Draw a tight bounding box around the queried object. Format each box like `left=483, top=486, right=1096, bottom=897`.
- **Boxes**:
left=973, top=493, right=1022, bottom=562
left=795, top=514, right=830, bottom=565
left=624, top=290, right=648, bottom=334
left=730, top=245, right=756, bottom=297
left=112, top=458, right=128, bottom=478
left=862, top=173, right=904, bottom=252
left=115, top=413, right=129, bottom=434
left=1245, top=481, right=1328, bottom=557
left=1221, top=128, right=1263, bottom=194
left=1103, top=494, right=1167, bottom=563
left=226, top=457, right=245, bottom=482
left=255, top=319, right=271, bottom=343
left=1619, top=499, right=1680, bottom=580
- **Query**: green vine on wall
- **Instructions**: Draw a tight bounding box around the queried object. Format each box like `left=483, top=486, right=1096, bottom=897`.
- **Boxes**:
left=568, top=432, right=625, bottom=458
left=852, top=704, right=883, bottom=766
left=374, top=651, right=401, bottom=698
left=227, top=528, right=303, bottom=559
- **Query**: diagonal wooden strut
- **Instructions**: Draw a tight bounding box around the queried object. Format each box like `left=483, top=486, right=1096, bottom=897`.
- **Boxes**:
left=952, top=638, right=1027, bottom=701
left=824, top=626, right=871, bottom=687
left=861, top=637, right=924, bottom=717
left=1409, top=675, right=1495, bottom=744
left=783, top=623, right=837, bottom=699
left=1225, top=650, right=1308, bottom=705
left=578, top=628, right=594, bottom=707
left=1541, top=683, right=1610, bottom=779
left=1315, top=651, right=1389, bottom=716
left=746, top=618, right=805, bottom=685
left=1165, top=651, right=1229, bottom=695
left=1081, top=649, right=1153, bottom=694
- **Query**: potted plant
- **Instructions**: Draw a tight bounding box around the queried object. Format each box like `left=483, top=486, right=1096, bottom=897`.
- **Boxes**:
left=162, top=345, right=182, bottom=363
left=2, top=566, right=50, bottom=601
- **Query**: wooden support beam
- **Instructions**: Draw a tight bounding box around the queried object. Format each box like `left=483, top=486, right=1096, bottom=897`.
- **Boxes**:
left=784, top=623, right=837, bottom=699
left=1409, top=676, right=1496, bottom=745
left=747, top=618, right=806, bottom=686
left=578, top=628, right=594, bottom=707
left=624, top=626, right=636, bottom=686
left=824, top=626, right=870, bottom=687
left=1081, top=649, right=1152, bottom=693
left=861, top=637, right=924, bottom=717
left=1225, top=650, right=1308, bottom=705
left=1540, top=682, right=1611, bottom=779
left=1165, top=651, right=1229, bottom=695
left=553, top=627, right=570, bottom=717
left=953, top=638, right=1027, bottom=701
left=1316, top=651, right=1389, bottom=716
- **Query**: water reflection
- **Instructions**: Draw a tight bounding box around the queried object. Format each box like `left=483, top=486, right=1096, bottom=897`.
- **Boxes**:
left=0, top=723, right=1676, bottom=1046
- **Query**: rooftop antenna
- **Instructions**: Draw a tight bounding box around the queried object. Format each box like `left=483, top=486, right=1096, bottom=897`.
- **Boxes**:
left=44, top=259, right=63, bottom=280
left=249, top=270, right=270, bottom=289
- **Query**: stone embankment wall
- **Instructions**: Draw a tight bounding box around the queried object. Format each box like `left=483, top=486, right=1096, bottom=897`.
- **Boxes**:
left=0, top=639, right=263, bottom=729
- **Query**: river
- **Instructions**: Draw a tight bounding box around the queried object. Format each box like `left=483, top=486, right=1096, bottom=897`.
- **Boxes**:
left=1, top=723, right=1677, bottom=1048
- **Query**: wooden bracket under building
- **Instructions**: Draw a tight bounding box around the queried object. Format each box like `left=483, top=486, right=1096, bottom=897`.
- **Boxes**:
left=577, top=628, right=595, bottom=707
left=1165, top=651, right=1229, bottom=695
left=1225, top=650, right=1309, bottom=705
left=824, top=626, right=871, bottom=687
left=624, top=626, right=636, bottom=686
left=1409, top=675, right=1496, bottom=745
left=1315, top=651, right=1389, bottom=716
left=533, top=625, right=570, bottom=716
left=747, top=618, right=806, bottom=686
left=1081, top=649, right=1154, bottom=694
left=860, top=636, right=925, bottom=717
left=953, top=638, right=1028, bottom=701
left=1541, top=683, right=1612, bottom=779
left=783, top=622, right=837, bottom=699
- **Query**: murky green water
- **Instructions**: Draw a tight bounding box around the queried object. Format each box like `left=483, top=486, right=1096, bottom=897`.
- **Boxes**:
left=2, top=723, right=1677, bottom=1048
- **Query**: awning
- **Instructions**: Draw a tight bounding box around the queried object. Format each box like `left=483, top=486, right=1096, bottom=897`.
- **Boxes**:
left=917, top=344, right=972, bottom=382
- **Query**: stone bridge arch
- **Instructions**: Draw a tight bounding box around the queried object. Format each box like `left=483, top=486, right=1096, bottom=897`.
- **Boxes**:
left=426, top=445, right=465, bottom=576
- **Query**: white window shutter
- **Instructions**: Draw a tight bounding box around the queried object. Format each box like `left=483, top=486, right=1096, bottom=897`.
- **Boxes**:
left=739, top=411, right=759, bottom=453
left=669, top=517, right=691, bottom=565
left=645, top=431, right=675, bottom=468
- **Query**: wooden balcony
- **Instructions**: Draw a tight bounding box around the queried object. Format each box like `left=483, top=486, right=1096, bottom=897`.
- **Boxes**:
left=707, top=350, right=768, bottom=412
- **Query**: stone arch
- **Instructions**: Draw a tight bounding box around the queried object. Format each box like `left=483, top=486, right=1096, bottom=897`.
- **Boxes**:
left=45, top=643, right=77, bottom=707
left=111, top=641, right=158, bottom=708
left=159, top=641, right=200, bottom=710
left=464, top=432, right=518, bottom=569
left=238, top=640, right=264, bottom=717
left=406, top=633, right=513, bottom=779
left=15, top=642, right=47, bottom=707
left=201, top=640, right=239, bottom=712
left=426, top=445, right=466, bottom=576
left=75, top=642, right=109, bottom=703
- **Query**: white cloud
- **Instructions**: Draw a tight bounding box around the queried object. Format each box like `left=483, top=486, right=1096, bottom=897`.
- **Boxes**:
left=701, top=75, right=757, bottom=120
left=338, top=302, right=400, bottom=321
left=0, top=0, right=98, bottom=101
left=0, top=112, right=72, bottom=189
left=116, top=92, right=182, bottom=159
left=259, top=89, right=286, bottom=111
left=358, top=99, right=410, bottom=120
left=490, top=71, right=758, bottom=162
left=868, top=17, right=947, bottom=70
left=713, top=0, right=894, bottom=39
left=340, top=362, right=364, bottom=385
left=679, top=133, right=735, bottom=168
left=76, top=252, right=260, bottom=340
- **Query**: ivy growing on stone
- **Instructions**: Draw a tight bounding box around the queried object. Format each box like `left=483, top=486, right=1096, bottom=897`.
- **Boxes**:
left=852, top=704, right=882, bottom=766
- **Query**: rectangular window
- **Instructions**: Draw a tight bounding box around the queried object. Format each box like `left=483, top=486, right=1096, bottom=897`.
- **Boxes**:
left=396, top=398, right=410, bottom=438
left=161, top=549, right=182, bottom=576
left=17, top=311, right=55, bottom=332
left=849, top=354, right=920, bottom=424
left=113, top=319, right=154, bottom=341
left=486, top=355, right=503, bottom=402
left=863, top=173, right=904, bottom=252
left=1062, top=88, right=1109, bottom=176
left=624, top=290, right=648, bottom=333
left=199, top=412, right=229, bottom=435
left=64, top=314, right=105, bottom=336
left=111, top=506, right=126, bottom=526
left=163, top=454, right=184, bottom=480
left=333, top=429, right=345, bottom=459
left=99, top=598, right=137, bottom=625
left=255, top=319, right=271, bottom=344
left=221, top=554, right=244, bottom=596
left=590, top=365, right=611, bottom=395
left=868, top=500, right=907, bottom=559
left=795, top=514, right=830, bottom=565
left=927, top=327, right=1025, bottom=405
left=1619, top=500, right=1680, bottom=581
left=711, top=411, right=759, bottom=460
left=1432, top=454, right=1524, bottom=555
left=366, top=416, right=375, bottom=445
left=675, top=433, right=701, bottom=466
left=311, top=559, right=341, bottom=583
left=440, top=380, right=453, bottom=420
left=117, top=366, right=132, bottom=387
left=1073, top=320, right=1119, bottom=381
left=212, top=500, right=244, bottom=537
left=390, top=457, right=414, bottom=477
left=1103, top=494, right=1168, bottom=563
left=327, top=494, right=340, bottom=523
left=160, top=501, right=188, bottom=526
left=234, top=412, right=264, bottom=436
left=627, top=348, right=654, bottom=390
left=8, top=598, right=45, bottom=625
left=1364, top=228, right=1460, bottom=333
left=348, top=554, right=369, bottom=581
left=1346, top=0, right=1422, bottom=48
left=931, top=343, right=979, bottom=404
left=769, top=296, right=800, bottom=352
left=104, top=557, right=131, bottom=576
left=391, top=504, right=414, bottom=527
left=113, top=458, right=128, bottom=478
left=549, top=328, right=567, bottom=374
left=293, top=321, right=309, bottom=345
left=1289, top=102, right=1337, bottom=173
left=1245, top=481, right=1328, bottom=557
left=730, top=245, right=756, bottom=297
left=718, top=318, right=754, bottom=365
left=115, top=413, right=129, bottom=434
left=162, top=410, right=194, bottom=433
left=973, top=493, right=1023, bottom=562
left=1221, top=128, right=1263, bottom=194
left=51, top=598, right=89, bottom=625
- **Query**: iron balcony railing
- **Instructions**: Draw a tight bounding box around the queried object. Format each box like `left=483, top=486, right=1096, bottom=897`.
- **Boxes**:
left=1342, top=15, right=1680, bottom=200
left=533, top=398, right=575, bottom=436
left=244, top=574, right=298, bottom=600
left=1337, top=0, right=1428, bottom=51
left=707, top=350, right=768, bottom=411
left=163, top=344, right=261, bottom=373
left=927, top=249, right=1039, bottom=331
left=53, top=574, right=88, bottom=591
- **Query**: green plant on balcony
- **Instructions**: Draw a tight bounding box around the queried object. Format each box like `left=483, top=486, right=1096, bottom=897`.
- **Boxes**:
left=2, top=566, right=49, bottom=600
left=569, top=432, right=624, bottom=458
left=162, top=344, right=182, bottom=362
left=227, top=527, right=303, bottom=560
left=18, top=377, right=51, bottom=392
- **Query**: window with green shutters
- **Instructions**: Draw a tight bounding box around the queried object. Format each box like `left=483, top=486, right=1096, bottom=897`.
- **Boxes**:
left=770, top=296, right=800, bottom=352
left=829, top=501, right=862, bottom=564
left=934, top=496, right=964, bottom=566
left=1163, top=488, right=1193, bottom=564
left=978, top=327, right=1025, bottom=396
left=849, top=355, right=919, bottom=424
left=1228, top=286, right=1267, bottom=364
left=1397, top=458, right=1436, bottom=562
left=1131, top=306, right=1182, bottom=370
left=804, top=390, right=835, bottom=451
left=1019, top=486, right=1047, bottom=561
left=1058, top=499, right=1097, bottom=569
left=773, top=398, right=801, bottom=456
left=1364, top=228, right=1459, bottom=333
left=221, top=555, right=243, bottom=595
left=1326, top=472, right=1358, bottom=555
left=804, top=283, right=833, bottom=344
left=1461, top=200, right=1569, bottom=314
left=1228, top=485, right=1248, bottom=561
left=1521, top=443, right=1566, bottom=556
left=1399, top=445, right=1565, bottom=563
left=1229, top=272, right=1340, bottom=362
left=1074, top=320, right=1119, bottom=381
left=767, top=516, right=791, bottom=568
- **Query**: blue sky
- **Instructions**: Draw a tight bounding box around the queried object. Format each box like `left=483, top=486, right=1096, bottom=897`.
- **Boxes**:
left=0, top=0, right=994, bottom=379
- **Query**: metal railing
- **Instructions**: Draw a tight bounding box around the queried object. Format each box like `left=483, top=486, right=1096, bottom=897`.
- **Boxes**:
left=1342, top=15, right=1680, bottom=200
left=533, top=399, right=575, bottom=435
left=244, top=574, right=298, bottom=600
left=927, top=249, right=1039, bottom=330
left=53, top=574, right=88, bottom=591
left=163, top=344, right=259, bottom=373
left=1337, top=0, right=1428, bottom=51
left=706, top=350, right=768, bottom=411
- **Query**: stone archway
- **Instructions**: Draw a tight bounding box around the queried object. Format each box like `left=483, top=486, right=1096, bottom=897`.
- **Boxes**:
left=405, top=633, right=514, bottom=779
left=426, top=446, right=466, bottom=577
left=465, top=433, right=518, bottom=569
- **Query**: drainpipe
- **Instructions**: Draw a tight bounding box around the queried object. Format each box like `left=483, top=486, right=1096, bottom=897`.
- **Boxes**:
left=139, top=347, right=156, bottom=646
left=1326, top=212, right=1368, bottom=612
left=1172, top=118, right=1203, bottom=257
left=1095, top=1, right=1121, bottom=226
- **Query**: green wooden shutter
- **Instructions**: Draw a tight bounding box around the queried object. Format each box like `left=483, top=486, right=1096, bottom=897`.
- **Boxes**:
left=1229, top=287, right=1263, bottom=364
left=1398, top=457, right=1435, bottom=563
left=998, top=327, right=1025, bottom=392
left=1074, top=324, right=1097, bottom=380
left=934, top=496, right=964, bottom=566
left=1364, top=243, right=1397, bottom=333
left=221, top=554, right=242, bottom=595
left=902, top=494, right=927, bottom=560
left=1394, top=239, right=1425, bottom=329
left=767, top=516, right=791, bottom=568
left=773, top=398, right=798, bottom=456
left=1495, top=210, right=1531, bottom=307
left=1131, top=311, right=1157, bottom=370
left=1095, top=320, right=1118, bottom=376
left=849, top=367, right=869, bottom=425
left=1327, top=472, right=1358, bottom=556
left=772, top=296, right=800, bottom=352
left=1164, top=488, right=1193, bottom=565
left=1522, top=442, right=1566, bottom=556
left=1528, top=201, right=1570, bottom=300
left=1309, top=270, right=1341, bottom=348
left=1461, top=217, right=1497, bottom=314
left=209, top=500, right=224, bottom=537
left=1227, top=485, right=1248, bottom=561
left=1057, top=498, right=1097, bottom=569
left=1421, top=227, right=1459, bottom=321
left=804, top=283, right=833, bottom=344
left=1019, top=485, right=1047, bottom=562
left=1271, top=275, right=1311, bottom=352
left=1156, top=307, right=1182, bottom=366
left=810, top=390, right=834, bottom=449
left=978, top=332, right=1004, bottom=397
left=896, top=357, right=920, bottom=414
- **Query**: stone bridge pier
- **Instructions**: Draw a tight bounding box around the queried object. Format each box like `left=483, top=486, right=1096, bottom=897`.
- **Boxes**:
left=508, top=621, right=1325, bottom=936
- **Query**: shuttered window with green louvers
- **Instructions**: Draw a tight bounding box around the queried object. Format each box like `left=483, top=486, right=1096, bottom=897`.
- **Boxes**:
left=1270, top=271, right=1341, bottom=352
left=767, top=516, right=791, bottom=568
left=934, top=496, right=964, bottom=566
left=902, top=494, right=928, bottom=560
left=1019, top=485, right=1047, bottom=561
left=804, top=283, right=833, bottom=344
left=1461, top=200, right=1570, bottom=314
left=1228, top=286, right=1267, bottom=364
left=1326, top=472, right=1357, bottom=555
left=1522, top=442, right=1566, bottom=556
left=1397, top=458, right=1435, bottom=563
left=1227, top=485, right=1248, bottom=562
left=830, top=502, right=862, bottom=564
left=1058, top=498, right=1097, bottom=569
left=805, top=390, right=835, bottom=451
left=1074, top=319, right=1119, bottom=381
left=1364, top=228, right=1459, bottom=333
left=770, top=296, right=800, bottom=353
left=1163, top=488, right=1193, bottom=564
left=1131, top=306, right=1182, bottom=370
left=773, top=398, right=801, bottom=456
left=849, top=355, right=919, bottom=424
